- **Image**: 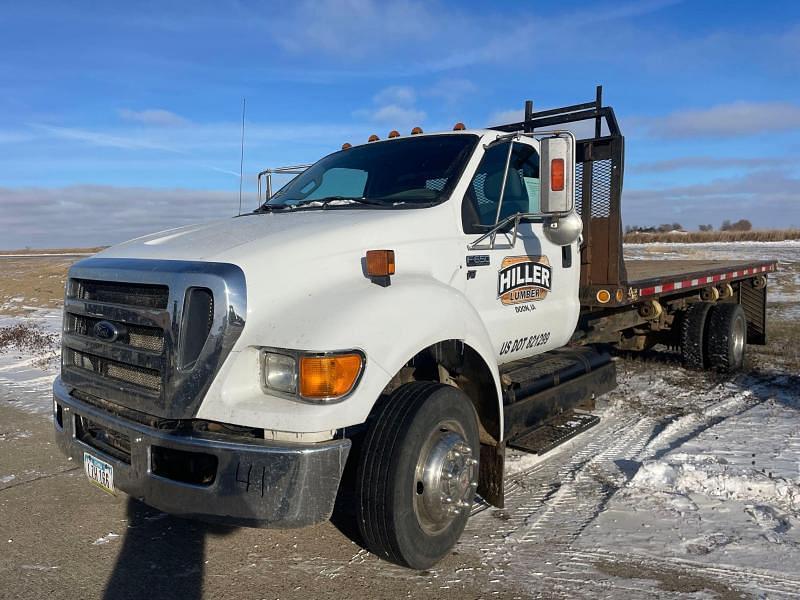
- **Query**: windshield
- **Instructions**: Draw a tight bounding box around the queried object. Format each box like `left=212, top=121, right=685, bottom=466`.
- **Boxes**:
left=264, top=134, right=478, bottom=209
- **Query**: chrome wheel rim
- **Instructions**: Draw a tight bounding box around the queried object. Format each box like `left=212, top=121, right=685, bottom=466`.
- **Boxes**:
left=732, top=314, right=746, bottom=364
left=413, top=419, right=477, bottom=535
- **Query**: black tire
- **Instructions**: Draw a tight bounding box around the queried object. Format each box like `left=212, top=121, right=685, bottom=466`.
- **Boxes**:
left=679, top=302, right=713, bottom=369
left=705, top=303, right=747, bottom=372
left=356, top=382, right=479, bottom=569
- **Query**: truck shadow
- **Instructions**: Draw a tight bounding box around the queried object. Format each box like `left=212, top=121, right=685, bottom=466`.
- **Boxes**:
left=103, top=498, right=235, bottom=600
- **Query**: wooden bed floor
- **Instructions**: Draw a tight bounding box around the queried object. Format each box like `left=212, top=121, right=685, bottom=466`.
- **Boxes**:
left=624, top=259, right=770, bottom=284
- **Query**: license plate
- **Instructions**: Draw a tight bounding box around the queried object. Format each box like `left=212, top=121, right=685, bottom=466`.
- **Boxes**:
left=83, top=452, right=115, bottom=495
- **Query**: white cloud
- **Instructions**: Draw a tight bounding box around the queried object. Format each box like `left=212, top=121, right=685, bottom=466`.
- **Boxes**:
left=267, top=0, right=442, bottom=59
left=30, top=123, right=179, bottom=152
left=642, top=101, right=800, bottom=139
left=633, top=156, right=792, bottom=173
left=354, top=85, right=427, bottom=129
left=426, top=78, right=478, bottom=107
left=487, top=109, right=523, bottom=126
left=623, top=171, right=800, bottom=229
left=3, top=170, right=798, bottom=250
left=118, top=108, right=189, bottom=127
left=263, top=0, right=682, bottom=75
left=0, top=185, right=239, bottom=249
left=373, top=85, right=415, bottom=107
left=369, top=105, right=426, bottom=127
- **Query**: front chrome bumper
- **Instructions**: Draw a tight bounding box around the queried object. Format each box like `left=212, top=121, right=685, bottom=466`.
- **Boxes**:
left=53, top=376, right=350, bottom=528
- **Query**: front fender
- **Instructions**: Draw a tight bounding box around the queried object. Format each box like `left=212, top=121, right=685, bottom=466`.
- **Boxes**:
left=197, top=275, right=503, bottom=435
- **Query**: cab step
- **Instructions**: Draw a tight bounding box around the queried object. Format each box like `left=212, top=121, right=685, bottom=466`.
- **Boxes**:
left=508, top=410, right=600, bottom=455
left=500, top=346, right=615, bottom=440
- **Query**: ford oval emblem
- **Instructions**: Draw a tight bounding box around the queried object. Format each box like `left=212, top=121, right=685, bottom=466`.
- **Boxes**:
left=93, top=320, right=121, bottom=343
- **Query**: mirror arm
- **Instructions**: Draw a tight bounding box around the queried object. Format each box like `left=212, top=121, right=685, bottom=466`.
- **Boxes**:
left=469, top=212, right=539, bottom=250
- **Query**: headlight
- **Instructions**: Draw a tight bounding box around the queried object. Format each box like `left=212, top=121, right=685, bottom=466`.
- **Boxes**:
left=260, top=349, right=364, bottom=402
left=262, top=352, right=297, bottom=394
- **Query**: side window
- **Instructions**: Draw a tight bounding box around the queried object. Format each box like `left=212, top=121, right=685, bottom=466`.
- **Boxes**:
left=303, top=167, right=368, bottom=200
left=462, top=142, right=540, bottom=234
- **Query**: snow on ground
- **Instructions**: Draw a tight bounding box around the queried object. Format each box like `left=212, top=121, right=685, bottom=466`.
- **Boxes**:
left=0, top=308, right=61, bottom=415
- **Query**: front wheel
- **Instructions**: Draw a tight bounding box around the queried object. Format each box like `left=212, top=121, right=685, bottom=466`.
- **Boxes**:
left=356, top=382, right=479, bottom=569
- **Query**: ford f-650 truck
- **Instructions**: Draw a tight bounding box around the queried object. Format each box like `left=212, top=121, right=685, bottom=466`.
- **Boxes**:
left=54, top=88, right=776, bottom=569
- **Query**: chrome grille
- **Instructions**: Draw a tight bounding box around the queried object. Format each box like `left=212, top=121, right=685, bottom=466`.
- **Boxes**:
left=70, top=279, right=169, bottom=309
left=60, top=259, right=246, bottom=420
left=62, top=276, right=170, bottom=406
left=67, top=313, right=165, bottom=353
left=65, top=348, right=162, bottom=392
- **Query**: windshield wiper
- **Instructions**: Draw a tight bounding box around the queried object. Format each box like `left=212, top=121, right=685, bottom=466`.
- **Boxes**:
left=291, top=196, right=390, bottom=209
left=252, top=203, right=293, bottom=214
left=255, top=196, right=433, bottom=213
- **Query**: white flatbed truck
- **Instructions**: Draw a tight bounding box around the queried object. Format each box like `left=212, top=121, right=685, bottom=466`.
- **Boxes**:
left=54, top=88, right=776, bottom=568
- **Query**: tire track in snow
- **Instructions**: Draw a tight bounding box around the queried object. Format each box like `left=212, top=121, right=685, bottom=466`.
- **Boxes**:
left=459, top=405, right=658, bottom=582
left=456, top=368, right=797, bottom=597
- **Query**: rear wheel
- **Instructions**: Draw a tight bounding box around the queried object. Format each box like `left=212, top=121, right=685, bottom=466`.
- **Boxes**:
left=679, top=302, right=713, bottom=369
left=356, top=382, right=479, bottom=569
left=705, top=303, right=747, bottom=372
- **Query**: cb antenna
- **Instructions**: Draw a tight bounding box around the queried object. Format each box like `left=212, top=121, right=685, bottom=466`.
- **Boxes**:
left=238, top=97, right=246, bottom=216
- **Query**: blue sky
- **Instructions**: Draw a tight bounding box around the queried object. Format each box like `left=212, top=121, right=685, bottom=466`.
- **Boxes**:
left=2, top=0, right=799, bottom=248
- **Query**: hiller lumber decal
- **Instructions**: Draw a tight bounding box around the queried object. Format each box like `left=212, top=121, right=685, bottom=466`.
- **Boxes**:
left=498, top=256, right=552, bottom=305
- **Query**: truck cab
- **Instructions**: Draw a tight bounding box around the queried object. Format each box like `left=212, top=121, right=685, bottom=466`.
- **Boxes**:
left=53, top=90, right=774, bottom=569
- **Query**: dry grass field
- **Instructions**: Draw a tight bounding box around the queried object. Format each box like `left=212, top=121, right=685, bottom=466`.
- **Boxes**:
left=624, top=228, right=800, bottom=244
left=0, top=253, right=94, bottom=315
left=0, top=247, right=105, bottom=256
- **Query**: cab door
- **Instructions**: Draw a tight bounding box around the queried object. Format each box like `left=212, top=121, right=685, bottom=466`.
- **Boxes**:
left=460, top=139, right=580, bottom=364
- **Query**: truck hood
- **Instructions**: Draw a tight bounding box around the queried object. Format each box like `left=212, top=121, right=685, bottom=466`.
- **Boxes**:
left=96, top=208, right=450, bottom=263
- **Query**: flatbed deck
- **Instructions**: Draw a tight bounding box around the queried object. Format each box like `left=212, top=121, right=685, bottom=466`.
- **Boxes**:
left=625, top=259, right=778, bottom=298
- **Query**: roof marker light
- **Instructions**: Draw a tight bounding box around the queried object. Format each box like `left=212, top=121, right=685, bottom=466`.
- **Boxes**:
left=411, top=126, right=423, bottom=135
left=341, top=142, right=352, bottom=150
left=368, top=134, right=380, bottom=142
left=388, top=130, right=400, bottom=138
left=453, top=122, right=466, bottom=131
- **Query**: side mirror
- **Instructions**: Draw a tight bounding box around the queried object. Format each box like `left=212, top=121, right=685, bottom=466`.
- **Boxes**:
left=539, top=135, right=575, bottom=214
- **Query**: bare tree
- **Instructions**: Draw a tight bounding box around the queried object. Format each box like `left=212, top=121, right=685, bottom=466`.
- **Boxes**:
left=721, top=219, right=752, bottom=232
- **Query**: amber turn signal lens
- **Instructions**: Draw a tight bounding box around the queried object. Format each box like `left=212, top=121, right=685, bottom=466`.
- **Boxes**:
left=366, top=249, right=395, bottom=276
left=550, top=158, right=565, bottom=192
left=299, top=354, right=363, bottom=399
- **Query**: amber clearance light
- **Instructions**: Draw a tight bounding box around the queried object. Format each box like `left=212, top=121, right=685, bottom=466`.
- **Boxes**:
left=550, top=158, right=565, bottom=192
left=299, top=354, right=363, bottom=399
left=366, top=249, right=395, bottom=277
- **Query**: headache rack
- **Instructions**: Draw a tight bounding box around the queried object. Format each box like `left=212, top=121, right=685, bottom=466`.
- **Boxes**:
left=490, top=85, right=627, bottom=307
